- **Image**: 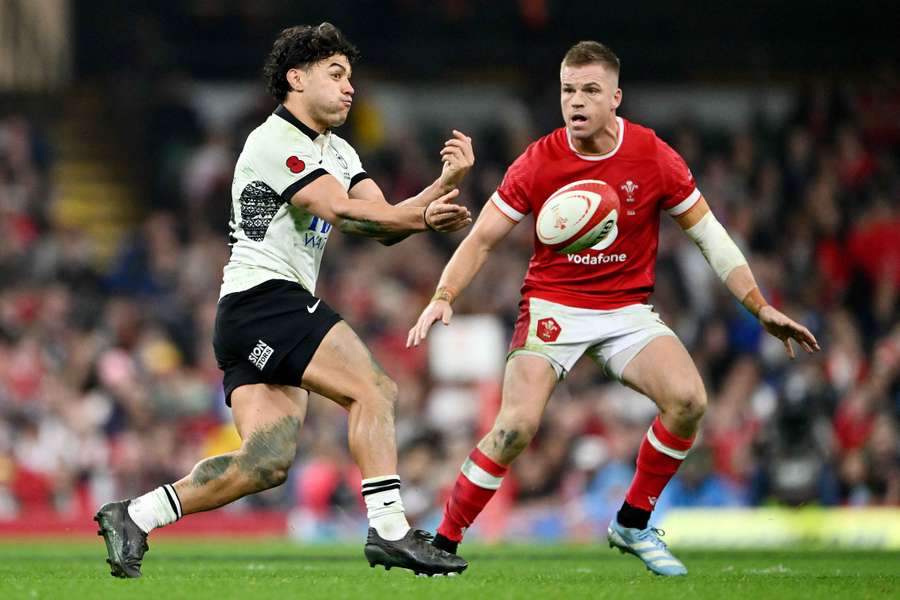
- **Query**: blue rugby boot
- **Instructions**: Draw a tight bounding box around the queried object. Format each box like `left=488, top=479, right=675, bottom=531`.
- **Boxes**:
left=607, top=520, right=687, bottom=576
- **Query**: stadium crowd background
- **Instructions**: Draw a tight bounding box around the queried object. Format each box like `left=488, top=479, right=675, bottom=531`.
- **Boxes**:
left=0, top=2, right=897, bottom=541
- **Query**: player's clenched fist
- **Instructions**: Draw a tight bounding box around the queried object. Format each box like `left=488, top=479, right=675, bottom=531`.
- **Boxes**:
left=424, top=188, right=472, bottom=232
left=439, top=130, right=475, bottom=190
left=406, top=297, right=454, bottom=347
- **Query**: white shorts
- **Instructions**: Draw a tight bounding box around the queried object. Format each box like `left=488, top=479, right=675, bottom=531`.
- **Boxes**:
left=507, top=297, right=677, bottom=381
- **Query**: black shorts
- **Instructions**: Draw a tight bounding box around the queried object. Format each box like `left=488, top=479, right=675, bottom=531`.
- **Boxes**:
left=213, top=279, right=342, bottom=406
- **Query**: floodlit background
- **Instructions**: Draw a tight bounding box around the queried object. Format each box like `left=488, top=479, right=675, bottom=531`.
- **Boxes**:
left=0, top=0, right=898, bottom=547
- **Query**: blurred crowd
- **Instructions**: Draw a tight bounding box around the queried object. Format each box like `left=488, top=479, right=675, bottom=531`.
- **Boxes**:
left=0, top=71, right=898, bottom=540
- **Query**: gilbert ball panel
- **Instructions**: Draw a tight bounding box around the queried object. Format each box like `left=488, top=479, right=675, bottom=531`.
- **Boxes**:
left=536, top=180, right=621, bottom=254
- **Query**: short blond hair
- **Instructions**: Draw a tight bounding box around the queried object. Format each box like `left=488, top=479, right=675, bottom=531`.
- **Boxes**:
left=562, top=41, right=620, bottom=75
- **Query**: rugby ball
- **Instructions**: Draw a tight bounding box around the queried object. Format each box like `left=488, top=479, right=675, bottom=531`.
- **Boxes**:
left=536, top=180, right=621, bottom=254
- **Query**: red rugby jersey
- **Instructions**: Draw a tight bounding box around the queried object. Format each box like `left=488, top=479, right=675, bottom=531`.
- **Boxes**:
left=491, top=117, right=701, bottom=309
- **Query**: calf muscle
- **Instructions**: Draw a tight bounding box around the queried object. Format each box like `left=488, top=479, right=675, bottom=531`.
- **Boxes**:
left=190, top=456, right=234, bottom=487
left=174, top=385, right=305, bottom=515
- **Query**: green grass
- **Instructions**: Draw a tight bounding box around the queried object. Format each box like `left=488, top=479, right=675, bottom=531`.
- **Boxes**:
left=0, top=539, right=896, bottom=599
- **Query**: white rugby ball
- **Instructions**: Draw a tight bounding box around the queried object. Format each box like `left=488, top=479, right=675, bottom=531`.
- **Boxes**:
left=536, top=180, right=621, bottom=254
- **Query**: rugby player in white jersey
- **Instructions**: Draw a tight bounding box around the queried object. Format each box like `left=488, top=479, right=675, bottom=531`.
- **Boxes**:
left=95, top=22, right=472, bottom=578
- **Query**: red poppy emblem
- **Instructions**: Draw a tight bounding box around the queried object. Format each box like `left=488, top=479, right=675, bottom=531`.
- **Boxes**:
left=286, top=156, right=305, bottom=173
left=537, top=317, right=561, bottom=342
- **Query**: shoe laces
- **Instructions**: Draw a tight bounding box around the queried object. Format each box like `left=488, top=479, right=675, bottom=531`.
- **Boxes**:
left=412, top=529, right=435, bottom=543
left=637, top=527, right=669, bottom=550
left=412, top=530, right=457, bottom=559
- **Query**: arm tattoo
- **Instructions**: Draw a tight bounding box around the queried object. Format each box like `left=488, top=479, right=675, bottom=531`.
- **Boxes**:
left=338, top=218, right=416, bottom=245
left=338, top=218, right=392, bottom=237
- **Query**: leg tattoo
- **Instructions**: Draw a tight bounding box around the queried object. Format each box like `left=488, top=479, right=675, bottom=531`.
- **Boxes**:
left=187, top=416, right=300, bottom=491
left=235, top=415, right=301, bottom=489
left=190, top=456, right=234, bottom=487
left=502, top=429, right=519, bottom=451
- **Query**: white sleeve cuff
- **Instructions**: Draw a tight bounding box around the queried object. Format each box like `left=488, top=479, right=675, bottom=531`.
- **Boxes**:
left=666, top=188, right=701, bottom=216
left=490, top=191, right=526, bottom=222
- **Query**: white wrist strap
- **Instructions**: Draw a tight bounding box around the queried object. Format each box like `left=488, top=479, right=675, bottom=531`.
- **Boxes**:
left=684, top=212, right=747, bottom=283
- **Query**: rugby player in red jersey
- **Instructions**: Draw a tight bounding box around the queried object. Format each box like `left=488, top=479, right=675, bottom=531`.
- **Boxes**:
left=407, top=41, right=819, bottom=576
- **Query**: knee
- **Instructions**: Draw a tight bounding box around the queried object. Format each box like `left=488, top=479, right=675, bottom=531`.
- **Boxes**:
left=666, top=378, right=707, bottom=424
left=378, top=374, right=399, bottom=408
left=354, top=373, right=399, bottom=414
left=492, top=411, right=541, bottom=457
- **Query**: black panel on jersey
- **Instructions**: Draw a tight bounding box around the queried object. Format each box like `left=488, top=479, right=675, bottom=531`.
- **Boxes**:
left=239, top=180, right=282, bottom=241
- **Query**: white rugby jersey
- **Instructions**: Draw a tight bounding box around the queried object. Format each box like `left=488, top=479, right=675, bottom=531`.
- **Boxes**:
left=220, top=105, right=369, bottom=298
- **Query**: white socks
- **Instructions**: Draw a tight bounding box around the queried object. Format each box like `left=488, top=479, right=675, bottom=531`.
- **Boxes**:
left=127, top=484, right=182, bottom=534
left=361, top=475, right=410, bottom=541
left=127, top=478, right=409, bottom=539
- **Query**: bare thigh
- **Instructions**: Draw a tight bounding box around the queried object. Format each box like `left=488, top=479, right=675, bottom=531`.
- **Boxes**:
left=231, top=383, right=308, bottom=439
left=300, top=321, right=394, bottom=407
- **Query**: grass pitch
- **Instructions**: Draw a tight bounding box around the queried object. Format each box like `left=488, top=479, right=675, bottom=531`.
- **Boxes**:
left=0, top=539, right=896, bottom=599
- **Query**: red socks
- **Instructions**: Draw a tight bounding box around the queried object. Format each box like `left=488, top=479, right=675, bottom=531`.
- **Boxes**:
left=438, top=417, right=692, bottom=541
left=625, top=416, right=695, bottom=511
left=437, top=448, right=508, bottom=542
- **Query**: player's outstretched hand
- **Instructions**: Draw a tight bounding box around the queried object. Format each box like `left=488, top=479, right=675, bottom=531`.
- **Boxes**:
left=425, top=188, right=472, bottom=232
left=407, top=300, right=453, bottom=347
left=439, top=130, right=474, bottom=190
left=758, top=305, right=821, bottom=359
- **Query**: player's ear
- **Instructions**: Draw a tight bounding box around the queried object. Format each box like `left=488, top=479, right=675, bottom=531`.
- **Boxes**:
left=612, top=88, right=622, bottom=110
left=286, top=67, right=305, bottom=93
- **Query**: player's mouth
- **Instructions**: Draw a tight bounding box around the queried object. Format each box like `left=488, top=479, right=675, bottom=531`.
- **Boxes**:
left=341, top=99, right=353, bottom=108
left=570, top=114, right=588, bottom=125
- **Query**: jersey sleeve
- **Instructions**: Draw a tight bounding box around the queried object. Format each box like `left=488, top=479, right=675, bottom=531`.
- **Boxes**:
left=344, top=144, right=371, bottom=191
left=657, top=138, right=701, bottom=216
left=250, top=137, right=328, bottom=203
left=490, top=152, right=534, bottom=223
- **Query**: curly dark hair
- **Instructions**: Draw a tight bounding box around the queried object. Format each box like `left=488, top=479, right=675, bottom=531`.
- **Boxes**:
left=263, top=22, right=360, bottom=103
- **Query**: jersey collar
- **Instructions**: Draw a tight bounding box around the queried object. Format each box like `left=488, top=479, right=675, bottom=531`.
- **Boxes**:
left=566, top=116, right=625, bottom=161
left=274, top=105, right=328, bottom=141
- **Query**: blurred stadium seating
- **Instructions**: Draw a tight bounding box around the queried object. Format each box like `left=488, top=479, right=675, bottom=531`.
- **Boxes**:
left=0, top=1, right=897, bottom=545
